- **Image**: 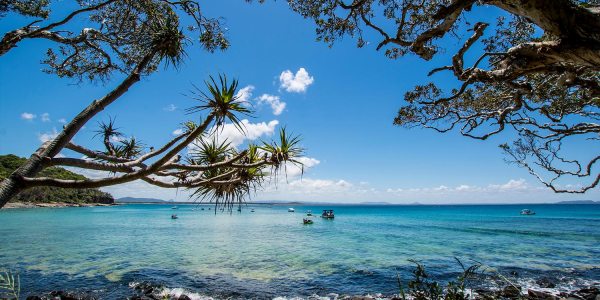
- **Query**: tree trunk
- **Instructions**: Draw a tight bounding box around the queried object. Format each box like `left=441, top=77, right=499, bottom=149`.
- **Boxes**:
left=0, top=51, right=156, bottom=208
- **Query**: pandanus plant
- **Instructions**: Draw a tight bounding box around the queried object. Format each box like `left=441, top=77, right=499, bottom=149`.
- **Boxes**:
left=260, top=127, right=304, bottom=179
left=186, top=74, right=252, bottom=131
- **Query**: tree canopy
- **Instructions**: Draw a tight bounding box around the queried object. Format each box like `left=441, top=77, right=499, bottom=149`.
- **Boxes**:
left=0, top=1, right=303, bottom=209
left=287, top=0, right=599, bottom=193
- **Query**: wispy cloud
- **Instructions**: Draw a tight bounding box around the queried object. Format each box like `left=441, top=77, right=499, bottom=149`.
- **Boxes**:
left=38, top=128, right=59, bottom=143
left=58, top=118, right=67, bottom=124
left=172, top=128, right=184, bottom=136
left=279, top=68, right=314, bottom=93
left=163, top=104, right=177, bottom=112
left=21, top=112, right=36, bottom=121
left=236, top=85, right=255, bottom=105
left=257, top=94, right=286, bottom=115
left=41, top=112, right=51, bottom=122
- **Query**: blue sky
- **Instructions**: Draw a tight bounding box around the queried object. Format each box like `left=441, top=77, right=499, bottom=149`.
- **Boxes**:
left=0, top=1, right=597, bottom=203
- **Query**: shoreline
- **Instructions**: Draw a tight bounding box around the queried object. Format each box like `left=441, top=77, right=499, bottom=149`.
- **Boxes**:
left=2, top=201, right=119, bottom=209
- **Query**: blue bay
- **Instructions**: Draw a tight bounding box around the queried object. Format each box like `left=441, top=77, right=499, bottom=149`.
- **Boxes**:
left=1, top=204, right=599, bottom=298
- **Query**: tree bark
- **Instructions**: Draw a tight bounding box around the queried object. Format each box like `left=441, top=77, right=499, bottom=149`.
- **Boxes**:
left=0, top=51, right=156, bottom=208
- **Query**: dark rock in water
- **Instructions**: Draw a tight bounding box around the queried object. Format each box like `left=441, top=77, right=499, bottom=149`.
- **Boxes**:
left=177, top=295, right=191, bottom=300
left=536, top=277, right=557, bottom=288
left=129, top=296, right=154, bottom=300
left=502, top=285, right=522, bottom=298
left=528, top=289, right=558, bottom=300
left=26, top=297, right=42, bottom=300
left=474, top=288, right=497, bottom=300
left=573, top=287, right=600, bottom=300
left=46, top=290, right=96, bottom=300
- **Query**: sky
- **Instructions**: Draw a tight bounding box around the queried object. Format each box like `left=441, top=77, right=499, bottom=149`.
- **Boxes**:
left=0, top=1, right=598, bottom=204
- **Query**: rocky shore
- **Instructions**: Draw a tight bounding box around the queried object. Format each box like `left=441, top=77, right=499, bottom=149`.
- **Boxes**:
left=3, top=202, right=118, bottom=209
left=22, top=283, right=600, bottom=300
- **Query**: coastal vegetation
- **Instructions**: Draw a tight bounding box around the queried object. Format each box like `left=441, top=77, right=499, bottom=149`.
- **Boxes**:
left=0, top=154, right=113, bottom=204
left=0, top=270, right=19, bottom=300
left=0, top=1, right=303, bottom=209
left=286, top=0, right=600, bottom=193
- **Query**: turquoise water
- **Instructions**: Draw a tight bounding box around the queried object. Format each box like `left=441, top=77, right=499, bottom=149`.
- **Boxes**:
left=1, top=204, right=599, bottom=298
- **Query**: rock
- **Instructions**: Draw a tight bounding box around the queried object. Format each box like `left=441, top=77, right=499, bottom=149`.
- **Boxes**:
left=473, top=288, right=496, bottom=300
left=26, top=297, right=42, bottom=300
left=574, top=288, right=600, bottom=300
left=178, top=295, right=191, bottom=300
left=528, top=289, right=558, bottom=300
left=536, top=277, right=557, bottom=288
left=503, top=285, right=522, bottom=298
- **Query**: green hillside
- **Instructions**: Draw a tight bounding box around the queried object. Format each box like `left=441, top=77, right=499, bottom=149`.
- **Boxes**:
left=0, top=154, right=114, bottom=204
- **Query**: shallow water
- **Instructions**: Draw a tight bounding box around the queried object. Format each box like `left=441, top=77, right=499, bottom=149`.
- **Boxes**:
left=1, top=204, right=599, bottom=298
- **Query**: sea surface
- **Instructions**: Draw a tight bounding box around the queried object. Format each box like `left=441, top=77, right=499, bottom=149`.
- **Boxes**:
left=1, top=203, right=599, bottom=299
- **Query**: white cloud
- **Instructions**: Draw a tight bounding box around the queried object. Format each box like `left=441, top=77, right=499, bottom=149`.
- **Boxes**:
left=489, top=178, right=528, bottom=191
left=279, top=68, right=314, bottom=93
left=195, top=119, right=279, bottom=149
left=38, top=128, right=58, bottom=143
left=455, top=184, right=473, bottom=191
left=287, top=178, right=353, bottom=192
left=236, top=85, right=255, bottom=104
left=163, top=104, right=177, bottom=112
left=172, top=128, right=184, bottom=136
left=58, top=118, right=67, bottom=124
left=433, top=185, right=449, bottom=191
left=280, top=156, right=320, bottom=178
left=41, top=113, right=50, bottom=122
left=257, top=94, right=286, bottom=115
left=21, top=112, right=36, bottom=120
left=110, top=135, right=124, bottom=142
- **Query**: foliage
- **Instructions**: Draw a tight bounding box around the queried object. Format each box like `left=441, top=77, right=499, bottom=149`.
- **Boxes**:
left=286, top=0, right=600, bottom=193
left=260, top=126, right=304, bottom=180
left=0, top=155, right=114, bottom=204
left=0, top=269, right=20, bottom=300
left=1, top=0, right=229, bottom=81
left=187, top=74, right=253, bottom=131
left=397, top=259, right=482, bottom=300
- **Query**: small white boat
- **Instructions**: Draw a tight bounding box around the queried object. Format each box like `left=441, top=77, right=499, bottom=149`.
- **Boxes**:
left=520, top=209, right=536, bottom=215
left=288, top=208, right=295, bottom=212
left=306, top=210, right=313, bottom=216
left=171, top=206, right=178, bottom=209
left=250, top=209, right=255, bottom=213
left=321, top=209, right=335, bottom=219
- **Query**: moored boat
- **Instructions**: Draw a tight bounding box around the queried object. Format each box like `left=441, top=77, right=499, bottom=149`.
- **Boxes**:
left=303, top=218, right=313, bottom=224
left=520, top=209, right=536, bottom=215
left=288, top=208, right=295, bottom=212
left=321, top=209, right=334, bottom=219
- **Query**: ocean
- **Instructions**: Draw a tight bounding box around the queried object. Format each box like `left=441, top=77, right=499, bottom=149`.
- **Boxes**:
left=0, top=203, right=599, bottom=299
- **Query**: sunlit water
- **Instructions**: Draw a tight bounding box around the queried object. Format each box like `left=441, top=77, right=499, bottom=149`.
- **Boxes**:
left=1, top=204, right=599, bottom=298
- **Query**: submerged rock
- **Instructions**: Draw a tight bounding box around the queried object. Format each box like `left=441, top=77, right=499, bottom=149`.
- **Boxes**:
left=536, top=277, right=557, bottom=289
left=177, top=295, right=191, bottom=300
left=527, top=289, right=558, bottom=300
left=502, top=285, right=522, bottom=298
